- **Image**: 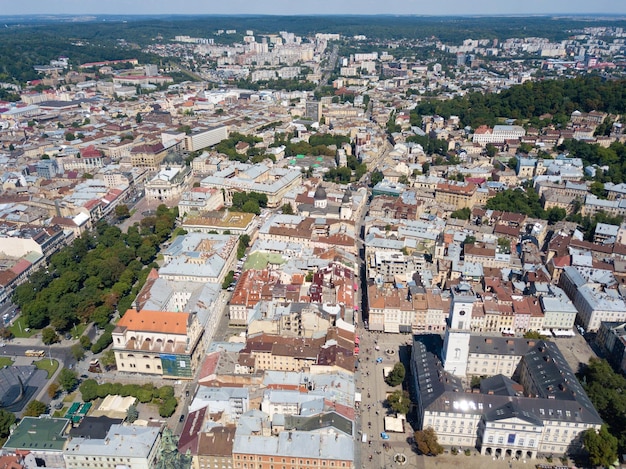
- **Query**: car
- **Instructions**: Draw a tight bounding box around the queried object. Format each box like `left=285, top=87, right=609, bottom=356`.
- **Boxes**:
left=376, top=357, right=383, bottom=363
left=179, top=414, right=186, bottom=422
left=80, top=374, right=88, bottom=379
left=380, top=432, right=390, bottom=440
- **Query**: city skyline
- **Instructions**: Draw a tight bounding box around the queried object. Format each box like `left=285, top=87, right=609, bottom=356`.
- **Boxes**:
left=2, top=0, right=626, bottom=17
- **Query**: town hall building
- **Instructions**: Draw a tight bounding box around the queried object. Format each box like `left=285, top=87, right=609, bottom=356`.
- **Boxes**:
left=410, top=283, right=602, bottom=459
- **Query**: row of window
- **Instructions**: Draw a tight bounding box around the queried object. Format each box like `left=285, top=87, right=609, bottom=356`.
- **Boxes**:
left=119, top=363, right=162, bottom=370
left=235, top=456, right=347, bottom=469
left=487, top=435, right=536, bottom=447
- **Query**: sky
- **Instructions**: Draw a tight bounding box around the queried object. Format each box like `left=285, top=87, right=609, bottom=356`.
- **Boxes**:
left=2, top=0, right=626, bottom=16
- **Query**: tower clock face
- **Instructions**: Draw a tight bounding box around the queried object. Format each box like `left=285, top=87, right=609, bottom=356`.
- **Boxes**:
left=459, top=310, right=466, bottom=316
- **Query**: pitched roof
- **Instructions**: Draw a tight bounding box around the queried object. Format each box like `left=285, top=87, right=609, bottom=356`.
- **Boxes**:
left=116, top=309, right=189, bottom=335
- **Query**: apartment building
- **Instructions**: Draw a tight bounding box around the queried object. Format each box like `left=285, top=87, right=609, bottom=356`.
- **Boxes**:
left=130, top=142, right=169, bottom=169
left=434, top=182, right=477, bottom=209
left=64, top=425, right=161, bottom=469
left=184, top=126, right=229, bottom=152
left=238, top=334, right=325, bottom=372
left=559, top=265, right=626, bottom=331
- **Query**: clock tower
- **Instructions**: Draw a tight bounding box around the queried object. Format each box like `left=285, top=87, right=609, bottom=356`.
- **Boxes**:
left=442, top=283, right=475, bottom=377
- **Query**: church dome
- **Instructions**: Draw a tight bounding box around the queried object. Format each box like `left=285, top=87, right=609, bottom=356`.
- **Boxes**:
left=314, top=185, right=327, bottom=200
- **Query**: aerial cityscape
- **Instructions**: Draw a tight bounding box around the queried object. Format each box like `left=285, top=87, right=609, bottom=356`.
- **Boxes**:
left=1, top=9, right=626, bottom=469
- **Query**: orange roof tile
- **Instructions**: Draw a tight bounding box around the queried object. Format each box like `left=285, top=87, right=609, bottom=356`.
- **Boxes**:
left=117, top=309, right=189, bottom=334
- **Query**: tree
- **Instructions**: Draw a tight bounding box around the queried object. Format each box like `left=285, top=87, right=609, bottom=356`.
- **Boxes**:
left=127, top=404, right=139, bottom=423
left=470, top=376, right=482, bottom=389
left=115, top=204, right=131, bottom=220
left=41, top=327, right=59, bottom=345
left=91, top=329, right=113, bottom=354
left=222, top=271, right=235, bottom=289
left=523, top=330, right=548, bottom=340
left=463, top=235, right=476, bottom=245
left=59, top=368, right=79, bottom=392
left=100, top=349, right=117, bottom=370
left=370, top=170, right=384, bottom=187
left=385, top=362, right=406, bottom=386
left=71, top=343, right=85, bottom=361
left=590, top=181, right=606, bottom=198
left=414, top=428, right=444, bottom=456
left=0, top=409, right=16, bottom=441
left=79, top=379, right=99, bottom=402
left=0, top=327, right=13, bottom=341
left=497, top=237, right=511, bottom=253
left=135, top=113, right=142, bottom=124
left=546, top=207, right=566, bottom=223
left=583, top=425, right=618, bottom=468
left=450, top=207, right=471, bottom=220
left=23, top=400, right=47, bottom=417
left=47, top=382, right=60, bottom=399
left=80, top=335, right=92, bottom=349
left=281, top=203, right=294, bottom=215
left=241, top=200, right=261, bottom=215
left=387, top=390, right=411, bottom=414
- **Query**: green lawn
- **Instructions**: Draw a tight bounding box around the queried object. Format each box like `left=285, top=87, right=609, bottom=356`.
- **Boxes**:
left=0, top=356, right=13, bottom=368
left=33, top=358, right=59, bottom=379
left=72, top=323, right=87, bottom=339
left=8, top=316, right=38, bottom=338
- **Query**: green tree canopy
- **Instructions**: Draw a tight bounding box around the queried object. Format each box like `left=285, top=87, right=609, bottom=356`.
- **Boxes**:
left=485, top=188, right=545, bottom=219
left=58, top=368, right=79, bottom=392
left=0, top=409, right=16, bottom=443
left=23, top=400, right=47, bottom=417
left=583, top=425, right=618, bottom=468
left=41, top=327, right=59, bottom=345
left=127, top=405, right=139, bottom=423
left=387, top=389, right=411, bottom=414
left=414, top=428, right=444, bottom=456
left=450, top=207, right=471, bottom=220
left=370, top=170, right=384, bottom=187
left=385, top=362, right=406, bottom=386
left=115, top=204, right=131, bottom=220
left=579, top=358, right=626, bottom=453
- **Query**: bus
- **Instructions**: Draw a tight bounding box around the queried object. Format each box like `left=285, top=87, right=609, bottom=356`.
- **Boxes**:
left=25, top=349, right=45, bottom=357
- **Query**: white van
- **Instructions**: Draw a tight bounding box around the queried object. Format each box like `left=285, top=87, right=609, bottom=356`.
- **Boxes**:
left=361, top=433, right=367, bottom=443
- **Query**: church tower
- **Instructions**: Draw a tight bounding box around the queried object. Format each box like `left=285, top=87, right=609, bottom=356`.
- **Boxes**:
left=340, top=189, right=352, bottom=220
left=442, top=283, right=475, bottom=377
